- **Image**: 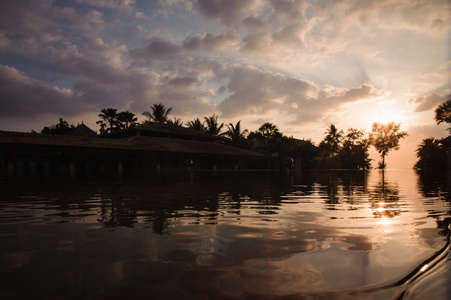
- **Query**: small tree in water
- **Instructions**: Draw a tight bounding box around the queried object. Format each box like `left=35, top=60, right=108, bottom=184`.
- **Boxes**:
left=370, top=122, right=407, bottom=169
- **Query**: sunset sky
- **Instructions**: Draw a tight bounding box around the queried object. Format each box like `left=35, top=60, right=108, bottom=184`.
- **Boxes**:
left=0, top=0, right=449, bottom=168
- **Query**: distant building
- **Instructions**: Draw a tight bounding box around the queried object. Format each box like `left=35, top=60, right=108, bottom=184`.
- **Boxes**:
left=0, top=122, right=265, bottom=177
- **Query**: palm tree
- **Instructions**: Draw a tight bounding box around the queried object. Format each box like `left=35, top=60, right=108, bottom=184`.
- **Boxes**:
left=258, top=122, right=281, bottom=142
left=321, top=124, right=343, bottom=157
left=142, top=103, right=172, bottom=123
left=41, top=118, right=74, bottom=135
left=167, top=117, right=184, bottom=127
left=224, top=121, right=248, bottom=145
left=204, top=114, right=224, bottom=135
left=117, top=111, right=138, bottom=129
left=435, top=99, right=451, bottom=125
left=97, top=108, right=119, bottom=134
left=414, top=138, right=447, bottom=170
left=186, top=118, right=206, bottom=131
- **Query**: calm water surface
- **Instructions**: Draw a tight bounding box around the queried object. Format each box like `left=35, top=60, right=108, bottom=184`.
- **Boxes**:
left=0, top=170, right=450, bottom=299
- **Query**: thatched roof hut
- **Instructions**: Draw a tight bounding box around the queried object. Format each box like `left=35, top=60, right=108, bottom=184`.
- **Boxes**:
left=0, top=123, right=264, bottom=173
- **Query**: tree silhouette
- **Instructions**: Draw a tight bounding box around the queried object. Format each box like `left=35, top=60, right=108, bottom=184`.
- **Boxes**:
left=414, top=138, right=447, bottom=170
left=320, top=124, right=343, bottom=157
left=167, top=117, right=183, bottom=127
left=257, top=122, right=282, bottom=142
left=224, top=121, right=248, bottom=146
left=41, top=118, right=75, bottom=135
left=338, top=128, right=371, bottom=169
left=117, top=111, right=138, bottom=129
left=97, top=108, right=120, bottom=134
left=297, top=139, right=318, bottom=169
left=142, top=103, right=172, bottom=123
left=434, top=99, right=451, bottom=125
left=370, top=122, right=407, bottom=169
left=186, top=118, right=206, bottom=131
left=204, top=114, right=224, bottom=135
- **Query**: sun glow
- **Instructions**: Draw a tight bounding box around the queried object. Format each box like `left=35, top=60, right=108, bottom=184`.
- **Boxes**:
left=356, top=97, right=411, bottom=130
left=372, top=110, right=399, bottom=124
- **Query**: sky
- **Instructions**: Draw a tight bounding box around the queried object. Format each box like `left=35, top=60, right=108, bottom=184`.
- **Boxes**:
left=0, top=0, right=450, bottom=168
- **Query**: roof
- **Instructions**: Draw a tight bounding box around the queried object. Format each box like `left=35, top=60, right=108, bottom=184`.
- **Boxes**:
left=68, top=123, right=98, bottom=137
left=0, top=130, right=132, bottom=150
left=103, top=122, right=223, bottom=141
left=123, top=136, right=262, bottom=156
left=0, top=130, right=262, bottom=157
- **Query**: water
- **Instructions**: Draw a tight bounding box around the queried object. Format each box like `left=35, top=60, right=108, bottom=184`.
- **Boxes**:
left=0, top=170, right=450, bottom=299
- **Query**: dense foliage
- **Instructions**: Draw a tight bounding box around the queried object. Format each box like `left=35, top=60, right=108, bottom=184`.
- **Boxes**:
left=40, top=103, right=416, bottom=169
left=414, top=138, right=447, bottom=170
left=413, top=98, right=451, bottom=170
left=41, top=118, right=75, bottom=135
left=370, top=122, right=408, bottom=169
left=96, top=108, right=138, bottom=134
left=434, top=99, right=451, bottom=125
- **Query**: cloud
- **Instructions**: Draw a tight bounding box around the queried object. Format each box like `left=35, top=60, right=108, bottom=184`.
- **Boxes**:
left=147, top=37, right=184, bottom=57
left=193, top=0, right=263, bottom=26
left=0, top=65, right=90, bottom=119
left=124, top=25, right=147, bottom=38
left=80, top=37, right=127, bottom=69
left=240, top=17, right=272, bottom=54
left=76, top=0, right=135, bottom=12
left=128, top=36, right=186, bottom=69
left=77, top=10, right=106, bottom=34
left=272, top=21, right=307, bottom=48
left=156, top=0, right=193, bottom=15
left=0, top=1, right=108, bottom=58
left=409, top=92, right=447, bottom=112
left=183, top=30, right=240, bottom=51
left=238, top=3, right=308, bottom=55
left=217, top=66, right=378, bottom=126
left=272, top=0, right=305, bottom=19
left=165, top=74, right=201, bottom=88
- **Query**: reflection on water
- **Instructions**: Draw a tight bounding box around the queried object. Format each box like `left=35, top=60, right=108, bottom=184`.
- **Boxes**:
left=0, top=170, right=450, bottom=299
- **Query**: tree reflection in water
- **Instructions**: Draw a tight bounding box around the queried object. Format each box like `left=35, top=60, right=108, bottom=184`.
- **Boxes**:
left=416, top=169, right=451, bottom=237
left=1, top=170, right=450, bottom=299
left=369, top=170, right=402, bottom=219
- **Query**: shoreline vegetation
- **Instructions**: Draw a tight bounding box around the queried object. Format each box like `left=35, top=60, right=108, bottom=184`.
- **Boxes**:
left=31, top=99, right=451, bottom=170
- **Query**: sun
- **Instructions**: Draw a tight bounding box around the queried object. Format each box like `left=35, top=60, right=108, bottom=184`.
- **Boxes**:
left=363, top=97, right=409, bottom=128
left=338, top=95, right=411, bottom=133
left=372, top=110, right=399, bottom=124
